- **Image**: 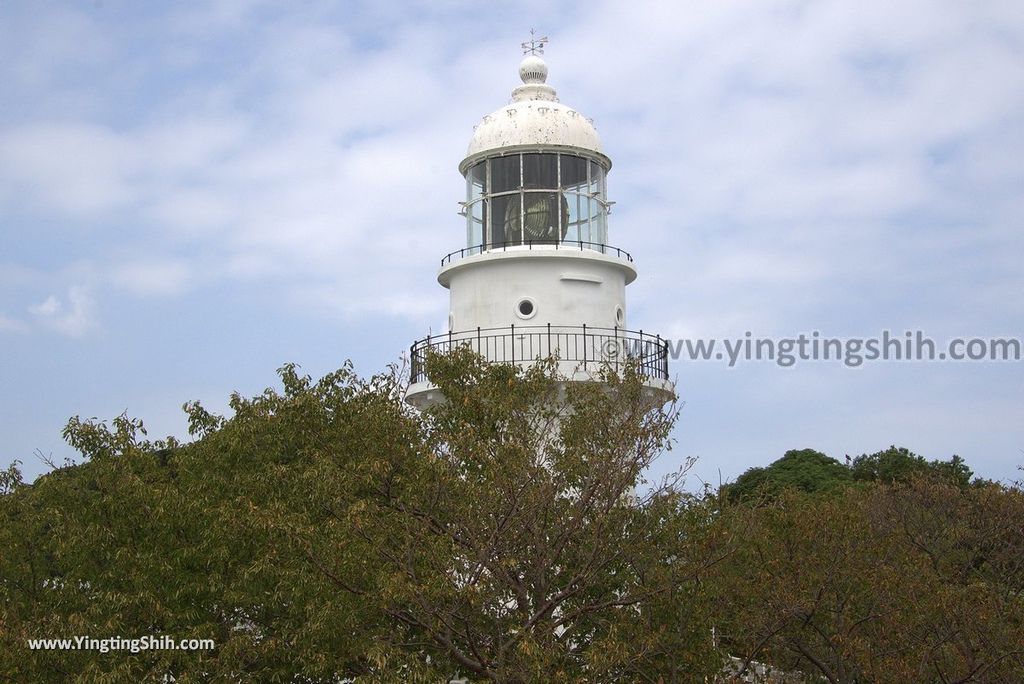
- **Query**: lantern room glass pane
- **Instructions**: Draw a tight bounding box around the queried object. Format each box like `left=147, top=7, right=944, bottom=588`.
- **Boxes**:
left=522, top=153, right=557, bottom=189
left=490, top=155, right=520, bottom=194
left=560, top=155, right=590, bottom=245
left=589, top=198, right=607, bottom=244
left=468, top=162, right=486, bottom=202
left=466, top=162, right=487, bottom=248
left=565, top=193, right=589, bottom=243
left=467, top=199, right=484, bottom=248
left=589, top=160, right=604, bottom=196
left=560, top=154, right=588, bottom=189
left=488, top=194, right=518, bottom=245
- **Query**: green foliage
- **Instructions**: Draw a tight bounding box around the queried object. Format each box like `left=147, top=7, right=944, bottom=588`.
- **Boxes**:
left=3, top=350, right=1019, bottom=682
left=356, top=349, right=720, bottom=681
left=708, top=478, right=1024, bottom=683
left=0, top=459, right=21, bottom=495
left=727, top=446, right=978, bottom=504
left=0, top=354, right=720, bottom=682
left=850, top=445, right=973, bottom=486
left=725, top=448, right=852, bottom=502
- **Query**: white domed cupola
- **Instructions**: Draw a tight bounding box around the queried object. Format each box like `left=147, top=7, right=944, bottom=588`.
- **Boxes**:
left=463, top=53, right=607, bottom=164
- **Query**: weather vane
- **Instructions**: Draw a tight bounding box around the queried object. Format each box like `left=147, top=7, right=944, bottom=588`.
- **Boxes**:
left=521, top=28, right=548, bottom=56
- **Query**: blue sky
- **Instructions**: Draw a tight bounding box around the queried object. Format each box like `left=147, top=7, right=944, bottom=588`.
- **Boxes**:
left=1, top=0, right=1022, bottom=486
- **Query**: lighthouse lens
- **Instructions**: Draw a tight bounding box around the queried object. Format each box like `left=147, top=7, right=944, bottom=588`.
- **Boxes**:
left=503, top=193, right=569, bottom=243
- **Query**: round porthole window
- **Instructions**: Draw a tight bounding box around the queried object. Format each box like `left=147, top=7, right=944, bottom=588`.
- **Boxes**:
left=615, top=305, right=625, bottom=327
left=516, top=298, right=537, bottom=320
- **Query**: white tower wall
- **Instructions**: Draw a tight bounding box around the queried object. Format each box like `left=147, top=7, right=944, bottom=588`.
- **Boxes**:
left=441, top=250, right=635, bottom=333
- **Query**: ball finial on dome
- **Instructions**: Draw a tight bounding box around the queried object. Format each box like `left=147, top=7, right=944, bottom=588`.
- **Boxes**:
left=519, top=54, right=548, bottom=84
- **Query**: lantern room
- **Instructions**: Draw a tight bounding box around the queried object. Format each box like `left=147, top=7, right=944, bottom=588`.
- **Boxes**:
left=462, top=152, right=609, bottom=249
left=457, top=51, right=613, bottom=256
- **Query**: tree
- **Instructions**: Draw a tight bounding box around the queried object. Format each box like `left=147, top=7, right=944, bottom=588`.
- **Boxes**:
left=293, top=350, right=721, bottom=681
left=849, top=445, right=973, bottom=486
left=726, top=446, right=977, bottom=505
left=707, top=476, right=1024, bottom=683
left=0, top=417, right=220, bottom=681
left=724, top=449, right=852, bottom=503
left=1, top=352, right=721, bottom=682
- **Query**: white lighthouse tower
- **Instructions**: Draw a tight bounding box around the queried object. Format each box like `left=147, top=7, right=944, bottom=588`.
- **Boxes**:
left=407, top=38, right=673, bottom=407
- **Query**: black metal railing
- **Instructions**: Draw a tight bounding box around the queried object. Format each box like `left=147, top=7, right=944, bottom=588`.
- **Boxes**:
left=410, top=324, right=669, bottom=384
left=440, top=241, right=633, bottom=267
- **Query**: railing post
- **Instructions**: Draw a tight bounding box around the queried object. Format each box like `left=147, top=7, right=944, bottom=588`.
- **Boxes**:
left=582, top=323, right=587, bottom=372
left=658, top=334, right=666, bottom=379
left=410, top=342, right=418, bottom=383
left=476, top=326, right=481, bottom=356
left=547, top=322, right=552, bottom=359
left=655, top=334, right=661, bottom=378
left=639, top=329, right=644, bottom=373
left=614, top=325, right=620, bottom=373
left=510, top=323, right=515, bottom=364
left=425, top=334, right=431, bottom=383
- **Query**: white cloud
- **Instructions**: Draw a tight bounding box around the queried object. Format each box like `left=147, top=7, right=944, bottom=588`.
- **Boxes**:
left=295, top=281, right=446, bottom=321
left=0, top=123, right=133, bottom=215
left=0, top=313, right=28, bottom=334
left=110, top=260, right=194, bottom=297
left=28, top=286, right=98, bottom=338
left=0, top=4, right=113, bottom=93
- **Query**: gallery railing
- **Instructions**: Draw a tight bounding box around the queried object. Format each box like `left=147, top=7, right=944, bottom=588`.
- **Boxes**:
left=440, top=241, right=633, bottom=267
left=410, top=324, right=669, bottom=384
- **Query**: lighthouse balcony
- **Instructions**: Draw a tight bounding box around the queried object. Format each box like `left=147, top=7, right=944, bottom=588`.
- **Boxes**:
left=406, top=324, right=673, bottom=408
left=439, top=240, right=632, bottom=267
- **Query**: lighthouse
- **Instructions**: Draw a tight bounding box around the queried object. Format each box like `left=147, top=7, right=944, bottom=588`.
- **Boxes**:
left=407, top=38, right=673, bottom=407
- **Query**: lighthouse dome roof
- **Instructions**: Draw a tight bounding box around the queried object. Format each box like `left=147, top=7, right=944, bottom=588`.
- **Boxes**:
left=463, top=55, right=604, bottom=168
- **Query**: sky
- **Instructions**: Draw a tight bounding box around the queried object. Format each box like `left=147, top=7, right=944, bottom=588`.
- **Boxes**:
left=1, top=0, right=1022, bottom=487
